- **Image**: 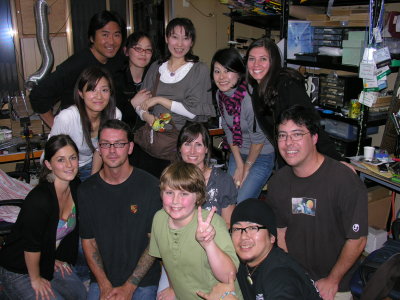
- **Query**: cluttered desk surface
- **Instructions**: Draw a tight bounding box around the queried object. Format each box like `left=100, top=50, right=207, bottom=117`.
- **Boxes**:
left=350, top=157, right=400, bottom=192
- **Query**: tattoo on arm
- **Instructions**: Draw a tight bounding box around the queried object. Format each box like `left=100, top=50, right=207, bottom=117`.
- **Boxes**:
left=91, top=242, right=105, bottom=270
left=128, top=245, right=155, bottom=286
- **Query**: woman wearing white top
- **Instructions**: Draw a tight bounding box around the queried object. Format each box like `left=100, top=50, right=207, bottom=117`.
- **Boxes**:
left=49, top=66, right=122, bottom=181
left=130, top=17, right=215, bottom=178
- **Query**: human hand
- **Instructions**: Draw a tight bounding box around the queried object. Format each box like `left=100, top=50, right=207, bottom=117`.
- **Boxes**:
left=315, top=277, right=339, bottom=300
left=30, top=276, right=55, bottom=300
left=140, top=97, right=159, bottom=111
left=196, top=206, right=217, bottom=249
left=156, top=287, right=176, bottom=300
left=130, top=89, right=151, bottom=108
left=106, top=282, right=136, bottom=300
left=232, top=167, right=244, bottom=188
left=54, top=260, right=72, bottom=278
left=197, top=272, right=237, bottom=300
left=99, top=281, right=114, bottom=300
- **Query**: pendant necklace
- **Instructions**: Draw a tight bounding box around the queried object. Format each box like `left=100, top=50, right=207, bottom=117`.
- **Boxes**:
left=168, top=61, right=185, bottom=77
left=246, top=264, right=260, bottom=285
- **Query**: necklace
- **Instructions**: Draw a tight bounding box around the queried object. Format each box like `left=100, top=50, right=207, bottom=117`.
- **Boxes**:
left=168, top=61, right=186, bottom=77
left=245, top=264, right=260, bottom=285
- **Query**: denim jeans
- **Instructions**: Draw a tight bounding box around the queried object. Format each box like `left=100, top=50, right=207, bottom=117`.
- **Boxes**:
left=78, top=162, right=93, bottom=182
left=228, top=152, right=275, bottom=203
left=0, top=266, right=86, bottom=300
left=87, top=282, right=157, bottom=300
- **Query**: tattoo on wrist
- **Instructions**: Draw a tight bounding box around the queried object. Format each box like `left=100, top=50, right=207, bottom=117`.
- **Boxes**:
left=129, top=246, right=155, bottom=287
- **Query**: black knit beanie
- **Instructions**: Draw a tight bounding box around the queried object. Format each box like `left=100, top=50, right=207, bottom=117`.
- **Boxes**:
left=230, top=198, right=277, bottom=238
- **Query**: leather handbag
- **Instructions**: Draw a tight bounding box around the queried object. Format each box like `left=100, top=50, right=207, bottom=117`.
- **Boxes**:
left=134, top=121, right=179, bottom=161
left=133, top=71, right=179, bottom=161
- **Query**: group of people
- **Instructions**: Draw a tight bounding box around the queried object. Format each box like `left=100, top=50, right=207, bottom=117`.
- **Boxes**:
left=0, top=9, right=368, bottom=300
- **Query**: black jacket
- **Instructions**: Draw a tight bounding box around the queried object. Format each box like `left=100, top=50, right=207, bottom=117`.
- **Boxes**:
left=0, top=179, right=80, bottom=280
left=251, top=75, right=343, bottom=168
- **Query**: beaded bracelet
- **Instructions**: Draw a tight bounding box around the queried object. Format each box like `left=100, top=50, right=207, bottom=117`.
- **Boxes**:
left=219, top=291, right=237, bottom=299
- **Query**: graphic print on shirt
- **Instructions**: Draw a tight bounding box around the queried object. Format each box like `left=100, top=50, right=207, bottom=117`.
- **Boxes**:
left=256, top=294, right=264, bottom=300
left=291, top=197, right=316, bottom=216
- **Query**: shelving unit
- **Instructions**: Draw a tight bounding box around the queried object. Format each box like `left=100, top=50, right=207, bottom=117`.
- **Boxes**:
left=224, top=0, right=392, bottom=156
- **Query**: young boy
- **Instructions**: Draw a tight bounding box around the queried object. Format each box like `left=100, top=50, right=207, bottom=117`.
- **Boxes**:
left=149, top=161, right=243, bottom=299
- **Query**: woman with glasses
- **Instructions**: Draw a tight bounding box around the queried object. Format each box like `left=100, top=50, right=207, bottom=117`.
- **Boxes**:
left=211, top=48, right=274, bottom=204
left=130, top=17, right=215, bottom=178
left=48, top=66, right=122, bottom=181
left=246, top=37, right=343, bottom=168
left=0, top=135, right=87, bottom=300
left=116, top=32, right=154, bottom=129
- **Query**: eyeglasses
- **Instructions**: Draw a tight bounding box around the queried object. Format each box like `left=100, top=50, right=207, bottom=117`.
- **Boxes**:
left=132, top=46, right=153, bottom=55
left=277, top=132, right=310, bottom=142
left=230, top=226, right=267, bottom=235
left=99, top=142, right=129, bottom=149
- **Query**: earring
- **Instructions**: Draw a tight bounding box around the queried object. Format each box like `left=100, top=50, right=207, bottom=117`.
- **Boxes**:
left=46, top=172, right=55, bottom=183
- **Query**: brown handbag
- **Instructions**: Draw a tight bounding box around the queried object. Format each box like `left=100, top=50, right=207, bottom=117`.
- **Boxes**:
left=134, top=121, right=179, bottom=161
left=133, top=72, right=179, bottom=161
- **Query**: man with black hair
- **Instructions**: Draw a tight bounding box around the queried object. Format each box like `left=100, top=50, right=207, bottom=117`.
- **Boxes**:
left=268, top=105, right=368, bottom=300
left=30, top=10, right=126, bottom=127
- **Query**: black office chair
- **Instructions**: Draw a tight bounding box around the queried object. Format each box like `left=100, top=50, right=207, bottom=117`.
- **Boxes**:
left=350, top=219, right=400, bottom=300
left=0, top=199, right=23, bottom=237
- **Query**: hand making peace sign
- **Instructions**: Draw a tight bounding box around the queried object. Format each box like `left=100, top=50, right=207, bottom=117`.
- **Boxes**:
left=195, top=206, right=217, bottom=249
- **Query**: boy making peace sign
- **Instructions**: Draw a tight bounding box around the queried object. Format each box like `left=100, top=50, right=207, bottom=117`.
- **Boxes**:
left=149, top=161, right=243, bottom=300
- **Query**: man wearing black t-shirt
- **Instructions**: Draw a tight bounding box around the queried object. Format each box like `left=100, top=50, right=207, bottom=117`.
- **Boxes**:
left=197, top=198, right=321, bottom=300
left=268, top=105, right=367, bottom=300
left=78, top=120, right=161, bottom=300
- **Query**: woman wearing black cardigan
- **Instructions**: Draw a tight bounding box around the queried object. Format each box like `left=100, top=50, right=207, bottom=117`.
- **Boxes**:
left=0, top=135, right=86, bottom=300
left=246, top=37, right=345, bottom=168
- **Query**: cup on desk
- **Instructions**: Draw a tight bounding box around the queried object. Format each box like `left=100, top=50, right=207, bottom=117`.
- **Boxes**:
left=364, top=146, right=375, bottom=161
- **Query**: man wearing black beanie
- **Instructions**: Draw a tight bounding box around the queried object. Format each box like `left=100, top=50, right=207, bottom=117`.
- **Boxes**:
left=197, top=198, right=321, bottom=300
left=230, top=198, right=321, bottom=300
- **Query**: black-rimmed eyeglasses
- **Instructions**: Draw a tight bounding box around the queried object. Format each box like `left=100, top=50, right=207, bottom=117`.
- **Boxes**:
left=230, top=226, right=267, bottom=235
left=99, top=142, right=129, bottom=149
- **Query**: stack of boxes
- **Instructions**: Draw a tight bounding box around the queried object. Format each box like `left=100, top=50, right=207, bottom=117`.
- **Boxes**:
left=342, top=31, right=367, bottom=66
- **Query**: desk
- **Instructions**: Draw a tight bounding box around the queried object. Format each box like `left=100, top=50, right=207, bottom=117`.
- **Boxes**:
left=353, top=164, right=399, bottom=223
left=0, top=150, right=43, bottom=163
left=353, top=165, right=400, bottom=194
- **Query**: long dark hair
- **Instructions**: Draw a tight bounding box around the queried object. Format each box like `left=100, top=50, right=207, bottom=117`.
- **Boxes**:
left=245, top=37, right=304, bottom=113
left=88, top=10, right=126, bottom=46
left=162, top=18, right=199, bottom=63
left=177, top=122, right=211, bottom=166
left=40, top=135, right=79, bottom=183
left=210, top=47, right=246, bottom=90
left=74, top=66, right=117, bottom=152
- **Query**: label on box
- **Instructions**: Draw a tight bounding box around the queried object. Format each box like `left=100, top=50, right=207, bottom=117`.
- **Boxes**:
left=373, top=47, right=391, bottom=68
left=376, top=65, right=391, bottom=80
left=359, top=91, right=378, bottom=107
left=363, top=77, right=379, bottom=89
left=359, top=62, right=376, bottom=79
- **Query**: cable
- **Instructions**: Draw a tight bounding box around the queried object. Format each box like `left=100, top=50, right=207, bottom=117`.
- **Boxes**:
left=187, top=0, right=214, bottom=18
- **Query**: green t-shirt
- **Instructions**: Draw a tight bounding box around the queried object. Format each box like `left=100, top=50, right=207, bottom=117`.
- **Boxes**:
left=149, top=209, right=243, bottom=300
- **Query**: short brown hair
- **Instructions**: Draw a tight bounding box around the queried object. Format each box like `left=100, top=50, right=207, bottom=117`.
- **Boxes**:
left=160, top=161, right=206, bottom=207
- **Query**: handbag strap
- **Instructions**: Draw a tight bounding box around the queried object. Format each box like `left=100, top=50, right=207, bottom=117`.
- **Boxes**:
left=152, top=72, right=161, bottom=96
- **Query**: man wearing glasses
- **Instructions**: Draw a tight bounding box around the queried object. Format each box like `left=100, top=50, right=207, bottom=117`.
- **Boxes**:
left=267, top=105, right=367, bottom=300
left=197, top=198, right=320, bottom=300
left=78, top=119, right=161, bottom=300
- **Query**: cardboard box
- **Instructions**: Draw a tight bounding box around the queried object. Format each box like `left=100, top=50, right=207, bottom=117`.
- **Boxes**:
left=367, top=186, right=392, bottom=230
